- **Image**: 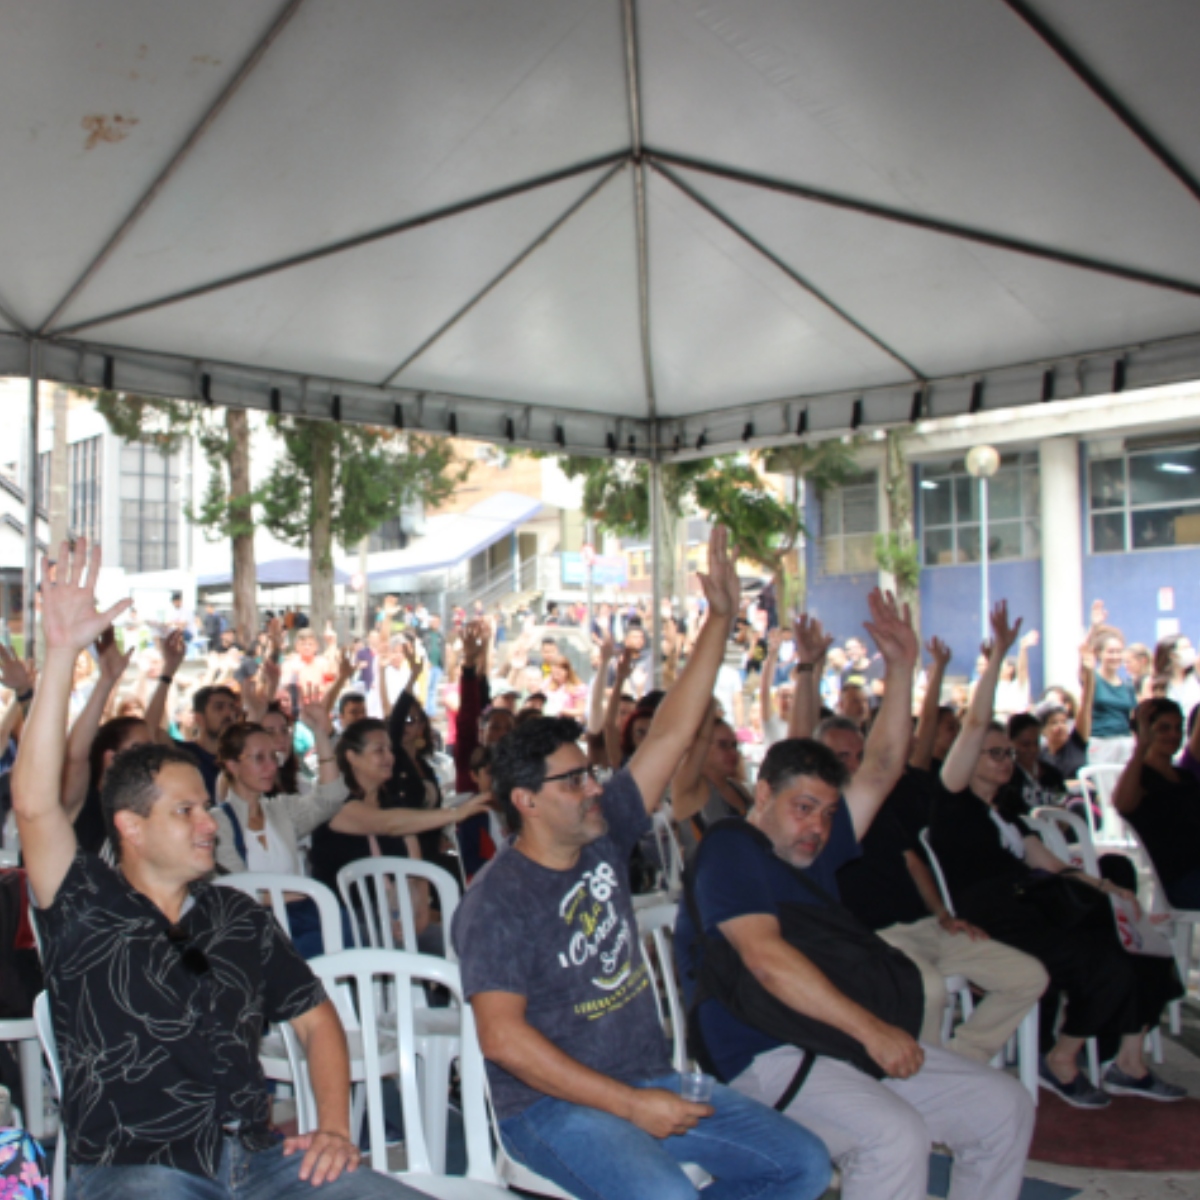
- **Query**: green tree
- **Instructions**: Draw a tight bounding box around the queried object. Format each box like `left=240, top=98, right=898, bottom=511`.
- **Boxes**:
left=257, top=419, right=469, bottom=632
left=92, top=391, right=261, bottom=641
left=875, top=429, right=921, bottom=633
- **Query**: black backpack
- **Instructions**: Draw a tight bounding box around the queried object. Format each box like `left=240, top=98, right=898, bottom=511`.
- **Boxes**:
left=683, top=819, right=924, bottom=1104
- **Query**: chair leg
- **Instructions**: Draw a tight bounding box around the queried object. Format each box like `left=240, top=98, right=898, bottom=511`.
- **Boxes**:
left=1085, top=1039, right=1101, bottom=1087
left=1017, top=1007, right=1039, bottom=1104
left=18, top=1036, right=45, bottom=1140
left=416, top=1038, right=455, bottom=1176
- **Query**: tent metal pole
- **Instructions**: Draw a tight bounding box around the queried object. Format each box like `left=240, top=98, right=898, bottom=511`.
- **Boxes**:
left=650, top=458, right=663, bottom=689
left=23, top=342, right=40, bottom=660
left=646, top=149, right=1200, bottom=299
left=652, top=160, right=923, bottom=381
left=54, top=152, right=629, bottom=338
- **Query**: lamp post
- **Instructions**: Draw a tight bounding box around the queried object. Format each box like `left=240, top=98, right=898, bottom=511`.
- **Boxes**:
left=965, top=444, right=1000, bottom=642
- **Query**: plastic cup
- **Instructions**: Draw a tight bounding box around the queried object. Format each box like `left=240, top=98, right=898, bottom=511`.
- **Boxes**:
left=681, top=1070, right=714, bottom=1103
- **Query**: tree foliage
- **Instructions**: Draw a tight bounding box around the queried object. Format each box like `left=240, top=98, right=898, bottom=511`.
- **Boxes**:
left=257, top=420, right=468, bottom=553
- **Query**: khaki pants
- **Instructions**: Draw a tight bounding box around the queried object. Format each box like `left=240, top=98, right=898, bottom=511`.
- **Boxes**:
left=734, top=1043, right=1034, bottom=1200
left=878, top=917, right=1048, bottom=1063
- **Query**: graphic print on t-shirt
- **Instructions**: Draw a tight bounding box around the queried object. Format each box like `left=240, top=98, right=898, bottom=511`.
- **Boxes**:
left=556, top=859, right=651, bottom=1019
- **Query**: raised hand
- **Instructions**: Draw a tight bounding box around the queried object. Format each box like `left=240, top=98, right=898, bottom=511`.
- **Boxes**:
left=614, top=645, right=635, bottom=683
left=598, top=635, right=617, bottom=665
left=335, top=645, right=355, bottom=684
left=1078, top=637, right=1096, bottom=675
left=159, top=629, right=186, bottom=677
left=926, top=636, right=952, bottom=672
left=793, top=614, right=833, bottom=666
left=1020, top=629, right=1040, bottom=650
left=985, top=600, right=1022, bottom=663
left=0, top=643, right=36, bottom=695
left=96, top=626, right=135, bottom=684
left=697, top=526, right=740, bottom=619
left=298, top=700, right=333, bottom=739
left=1090, top=599, right=1108, bottom=630
left=863, top=589, right=919, bottom=671
left=40, top=539, right=130, bottom=655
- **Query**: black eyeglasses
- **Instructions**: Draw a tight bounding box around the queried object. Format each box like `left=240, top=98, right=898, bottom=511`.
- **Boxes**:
left=982, top=747, right=1017, bottom=762
left=166, top=924, right=211, bottom=977
left=542, top=765, right=612, bottom=792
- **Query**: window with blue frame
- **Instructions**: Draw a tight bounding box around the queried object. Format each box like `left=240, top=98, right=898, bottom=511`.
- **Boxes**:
left=919, top=454, right=1040, bottom=566
left=1089, top=444, right=1200, bottom=553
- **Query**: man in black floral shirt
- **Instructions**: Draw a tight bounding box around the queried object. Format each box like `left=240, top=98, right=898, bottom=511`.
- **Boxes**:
left=13, top=539, right=418, bottom=1200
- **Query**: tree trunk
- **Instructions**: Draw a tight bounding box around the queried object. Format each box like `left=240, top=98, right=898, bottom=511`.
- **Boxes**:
left=309, top=423, right=336, bottom=633
left=226, top=408, right=259, bottom=643
left=883, top=430, right=921, bottom=638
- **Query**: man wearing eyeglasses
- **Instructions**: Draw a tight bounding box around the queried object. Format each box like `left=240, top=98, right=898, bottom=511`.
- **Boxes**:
left=12, top=540, right=421, bottom=1200
left=453, top=528, right=833, bottom=1200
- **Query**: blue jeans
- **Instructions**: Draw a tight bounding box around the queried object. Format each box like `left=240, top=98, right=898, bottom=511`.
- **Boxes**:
left=500, top=1072, right=831, bottom=1200
left=67, top=1138, right=421, bottom=1200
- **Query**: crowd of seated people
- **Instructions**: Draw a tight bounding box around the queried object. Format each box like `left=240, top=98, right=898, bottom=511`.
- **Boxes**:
left=2, top=528, right=1197, bottom=1200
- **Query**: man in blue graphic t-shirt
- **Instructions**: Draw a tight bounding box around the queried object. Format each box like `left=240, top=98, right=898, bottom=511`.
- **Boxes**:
left=453, top=528, right=830, bottom=1200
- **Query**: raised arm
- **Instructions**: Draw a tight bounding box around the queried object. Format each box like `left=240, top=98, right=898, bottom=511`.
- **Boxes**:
left=1074, top=638, right=1096, bottom=744
left=940, top=602, right=1021, bottom=795
left=61, top=627, right=134, bottom=822
left=759, top=628, right=785, bottom=729
left=0, top=645, right=35, bottom=753
left=13, top=540, right=130, bottom=907
left=588, top=638, right=616, bottom=737
left=297, top=699, right=340, bottom=787
left=788, top=615, right=832, bottom=740
left=669, top=700, right=719, bottom=824
left=144, top=629, right=185, bottom=739
left=844, top=590, right=919, bottom=838
left=320, top=646, right=355, bottom=717
left=910, top=636, right=951, bottom=770
left=628, top=526, right=739, bottom=811
left=602, top=646, right=634, bottom=769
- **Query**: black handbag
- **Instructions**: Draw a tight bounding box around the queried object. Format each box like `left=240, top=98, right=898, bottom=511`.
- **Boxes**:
left=683, top=819, right=925, bottom=1104
left=1012, top=870, right=1106, bottom=929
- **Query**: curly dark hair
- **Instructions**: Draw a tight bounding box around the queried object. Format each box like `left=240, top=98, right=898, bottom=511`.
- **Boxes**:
left=757, top=737, right=848, bottom=799
left=491, top=716, right=584, bottom=833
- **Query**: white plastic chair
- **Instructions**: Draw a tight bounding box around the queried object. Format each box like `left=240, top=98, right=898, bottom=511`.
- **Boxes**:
left=337, top=858, right=462, bottom=1174
left=1077, top=765, right=1135, bottom=850
left=282, top=948, right=509, bottom=1199
left=32, top=991, right=65, bottom=1200
left=918, top=829, right=1044, bottom=1098
left=0, top=1016, right=47, bottom=1141
left=213, top=872, right=345, bottom=953
left=635, top=902, right=689, bottom=1073
left=650, top=810, right=685, bottom=899
left=1026, top=807, right=1099, bottom=876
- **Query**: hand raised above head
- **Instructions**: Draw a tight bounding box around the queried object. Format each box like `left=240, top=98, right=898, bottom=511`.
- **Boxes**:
left=793, top=614, right=833, bottom=665
left=863, top=588, right=918, bottom=670
left=925, top=636, right=952, bottom=670
left=986, top=600, right=1022, bottom=661
left=40, top=539, right=131, bottom=656
left=0, top=643, right=35, bottom=696
left=697, top=526, right=740, bottom=618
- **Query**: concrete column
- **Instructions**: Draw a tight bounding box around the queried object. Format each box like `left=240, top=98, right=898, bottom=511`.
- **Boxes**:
left=1038, top=437, right=1084, bottom=691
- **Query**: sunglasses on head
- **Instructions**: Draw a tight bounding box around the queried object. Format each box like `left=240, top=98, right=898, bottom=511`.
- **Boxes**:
left=166, top=924, right=210, bottom=977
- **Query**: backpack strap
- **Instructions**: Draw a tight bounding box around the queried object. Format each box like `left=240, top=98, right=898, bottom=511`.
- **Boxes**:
left=219, top=801, right=248, bottom=866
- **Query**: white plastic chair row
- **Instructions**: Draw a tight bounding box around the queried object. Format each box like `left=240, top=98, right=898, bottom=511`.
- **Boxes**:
left=1076, top=764, right=1135, bottom=851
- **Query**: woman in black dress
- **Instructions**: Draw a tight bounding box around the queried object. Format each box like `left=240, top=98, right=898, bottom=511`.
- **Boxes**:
left=932, top=603, right=1183, bottom=1109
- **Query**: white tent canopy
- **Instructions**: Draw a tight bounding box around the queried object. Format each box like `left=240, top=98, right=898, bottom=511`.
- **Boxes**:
left=4, top=0, right=1200, bottom=459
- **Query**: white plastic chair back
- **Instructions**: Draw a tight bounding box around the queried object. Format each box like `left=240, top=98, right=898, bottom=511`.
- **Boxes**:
left=214, top=872, right=344, bottom=953
left=283, top=949, right=505, bottom=1195
left=1077, top=764, right=1134, bottom=848
left=635, top=902, right=688, bottom=1072
left=1027, top=807, right=1099, bottom=876
left=337, top=857, right=461, bottom=961
left=650, top=811, right=685, bottom=898
left=918, top=828, right=957, bottom=917
left=33, top=991, right=66, bottom=1200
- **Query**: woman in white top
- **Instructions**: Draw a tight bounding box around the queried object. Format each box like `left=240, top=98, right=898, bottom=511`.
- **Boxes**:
left=213, top=702, right=348, bottom=956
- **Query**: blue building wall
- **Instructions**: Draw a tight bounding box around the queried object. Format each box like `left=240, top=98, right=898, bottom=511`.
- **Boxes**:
left=918, top=559, right=1044, bottom=693
left=1083, top=545, right=1200, bottom=654
left=802, top=487, right=876, bottom=642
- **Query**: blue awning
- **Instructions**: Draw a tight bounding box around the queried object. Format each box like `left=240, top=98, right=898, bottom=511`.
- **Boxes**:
left=366, top=492, right=543, bottom=583
left=197, top=556, right=352, bottom=590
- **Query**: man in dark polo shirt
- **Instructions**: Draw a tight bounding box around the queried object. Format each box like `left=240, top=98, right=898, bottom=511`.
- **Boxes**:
left=13, top=539, right=418, bottom=1200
